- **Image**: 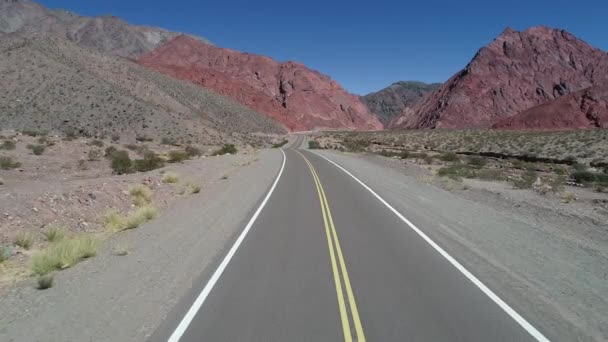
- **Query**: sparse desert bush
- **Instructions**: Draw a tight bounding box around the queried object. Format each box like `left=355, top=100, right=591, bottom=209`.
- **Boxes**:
left=476, top=169, right=507, bottom=181
left=0, top=156, right=21, bottom=170
left=272, top=140, right=289, bottom=148
left=27, top=144, right=46, bottom=155
left=132, top=151, right=165, bottom=172
left=104, top=206, right=158, bottom=232
left=570, top=170, right=608, bottom=185
left=213, top=144, right=238, bottom=155
left=561, top=191, right=576, bottom=203
left=168, top=150, right=190, bottom=163
left=43, top=226, right=65, bottom=242
left=439, top=152, right=460, bottom=162
left=0, top=246, right=10, bottom=263
left=308, top=140, right=322, bottom=149
left=114, top=243, right=129, bottom=256
left=187, top=183, right=202, bottom=194
left=104, top=146, right=117, bottom=158
left=512, top=171, right=538, bottom=189
left=467, top=156, right=488, bottom=168
left=111, top=134, right=120, bottom=143
left=88, top=149, right=103, bottom=161
left=22, top=129, right=47, bottom=137
left=162, top=172, right=179, bottom=184
left=437, top=164, right=476, bottom=180
left=37, top=274, right=54, bottom=289
left=161, top=137, right=177, bottom=146
left=110, top=150, right=132, bottom=175
left=129, top=184, right=153, bottom=207
left=136, top=135, right=153, bottom=142
left=14, top=232, right=34, bottom=250
left=89, top=139, right=104, bottom=147
left=30, top=236, right=98, bottom=275
left=0, top=140, right=16, bottom=150
left=185, top=145, right=202, bottom=157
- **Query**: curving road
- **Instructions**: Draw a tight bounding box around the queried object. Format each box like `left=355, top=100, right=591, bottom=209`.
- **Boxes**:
left=151, top=135, right=548, bottom=342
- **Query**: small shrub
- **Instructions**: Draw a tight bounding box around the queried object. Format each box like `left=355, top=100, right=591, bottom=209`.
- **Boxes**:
left=0, top=140, right=16, bottom=150
left=89, top=139, right=104, bottom=147
left=162, top=172, right=179, bottom=184
left=37, top=274, right=54, bottom=290
left=22, top=129, right=47, bottom=137
left=30, top=236, right=98, bottom=275
left=570, top=170, right=608, bottom=185
left=161, top=137, right=177, bottom=145
left=129, top=184, right=153, bottom=207
left=188, top=183, right=202, bottom=194
left=308, top=140, right=322, bottom=150
left=467, top=156, right=488, bottom=168
left=185, top=145, right=202, bottom=157
left=561, top=191, right=576, bottom=203
left=0, top=156, right=21, bottom=170
left=14, top=232, right=34, bottom=250
left=136, top=135, right=153, bottom=142
left=132, top=151, right=165, bottom=172
left=104, top=206, right=158, bottom=232
left=476, top=169, right=507, bottom=181
left=111, top=134, right=120, bottom=142
left=213, top=144, right=238, bottom=156
left=110, top=150, right=132, bottom=175
left=88, top=149, right=103, bottom=161
left=43, top=227, right=65, bottom=242
left=114, top=243, right=129, bottom=256
left=272, top=140, right=288, bottom=148
left=437, top=164, right=476, bottom=180
left=439, top=152, right=460, bottom=162
left=104, top=146, right=117, bottom=158
left=28, top=144, right=46, bottom=155
left=512, top=171, right=538, bottom=189
left=125, top=144, right=139, bottom=151
left=0, top=246, right=10, bottom=263
left=168, top=150, right=190, bottom=163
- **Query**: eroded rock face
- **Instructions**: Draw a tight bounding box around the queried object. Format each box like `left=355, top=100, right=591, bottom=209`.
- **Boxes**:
left=138, top=35, right=383, bottom=131
left=493, top=85, right=608, bottom=129
left=361, top=81, right=440, bottom=125
left=391, top=26, right=608, bottom=129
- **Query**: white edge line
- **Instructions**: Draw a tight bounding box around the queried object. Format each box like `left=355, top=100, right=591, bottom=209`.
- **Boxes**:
left=168, top=149, right=287, bottom=342
left=309, top=150, right=550, bottom=342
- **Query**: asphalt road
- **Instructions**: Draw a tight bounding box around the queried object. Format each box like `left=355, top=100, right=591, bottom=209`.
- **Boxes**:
left=152, top=135, right=548, bottom=341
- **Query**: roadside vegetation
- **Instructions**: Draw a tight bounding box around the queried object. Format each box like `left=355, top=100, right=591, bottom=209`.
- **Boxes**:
left=316, top=129, right=608, bottom=198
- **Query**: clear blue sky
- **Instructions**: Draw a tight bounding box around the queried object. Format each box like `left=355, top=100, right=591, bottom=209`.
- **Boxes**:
left=39, top=0, right=608, bottom=95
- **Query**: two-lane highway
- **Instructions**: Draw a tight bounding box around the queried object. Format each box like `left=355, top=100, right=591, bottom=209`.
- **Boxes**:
left=152, top=135, right=548, bottom=341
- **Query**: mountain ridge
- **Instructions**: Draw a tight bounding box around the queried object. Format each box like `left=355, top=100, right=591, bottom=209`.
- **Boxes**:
left=138, top=35, right=383, bottom=132
left=390, top=25, right=608, bottom=129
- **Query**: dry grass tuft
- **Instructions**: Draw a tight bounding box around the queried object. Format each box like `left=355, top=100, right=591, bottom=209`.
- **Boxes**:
left=30, top=236, right=99, bottom=276
left=162, top=172, right=179, bottom=184
left=14, top=232, right=34, bottom=250
left=129, top=184, right=153, bottom=207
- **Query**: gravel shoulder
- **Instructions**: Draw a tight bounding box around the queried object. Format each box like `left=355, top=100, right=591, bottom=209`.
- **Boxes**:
left=312, top=149, right=608, bottom=341
left=0, top=149, right=283, bottom=342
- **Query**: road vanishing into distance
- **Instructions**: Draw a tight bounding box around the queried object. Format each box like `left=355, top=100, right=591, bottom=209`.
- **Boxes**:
left=152, top=135, right=549, bottom=342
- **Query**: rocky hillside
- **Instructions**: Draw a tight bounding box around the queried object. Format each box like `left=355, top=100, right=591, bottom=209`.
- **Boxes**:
left=138, top=35, right=383, bottom=132
left=391, top=26, right=608, bottom=129
left=0, top=0, right=209, bottom=58
left=362, top=81, right=440, bottom=125
left=0, top=33, right=285, bottom=144
left=493, top=85, right=608, bottom=129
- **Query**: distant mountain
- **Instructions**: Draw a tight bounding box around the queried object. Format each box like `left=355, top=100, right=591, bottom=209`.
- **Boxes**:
left=362, top=81, right=440, bottom=125
left=493, top=85, right=608, bottom=129
left=138, top=36, right=383, bottom=132
left=0, top=0, right=210, bottom=58
left=0, top=33, right=285, bottom=144
left=391, top=26, right=608, bottom=129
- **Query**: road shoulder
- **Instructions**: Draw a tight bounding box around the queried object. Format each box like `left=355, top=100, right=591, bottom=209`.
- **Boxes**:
left=0, top=149, right=283, bottom=342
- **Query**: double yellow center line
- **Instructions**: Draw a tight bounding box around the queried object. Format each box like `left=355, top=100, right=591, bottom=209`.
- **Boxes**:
left=295, top=150, right=366, bottom=342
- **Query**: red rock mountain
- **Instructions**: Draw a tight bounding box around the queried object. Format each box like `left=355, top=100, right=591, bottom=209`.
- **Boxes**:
left=391, top=26, right=608, bottom=129
left=138, top=36, right=382, bottom=131
left=493, top=85, right=608, bottom=129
